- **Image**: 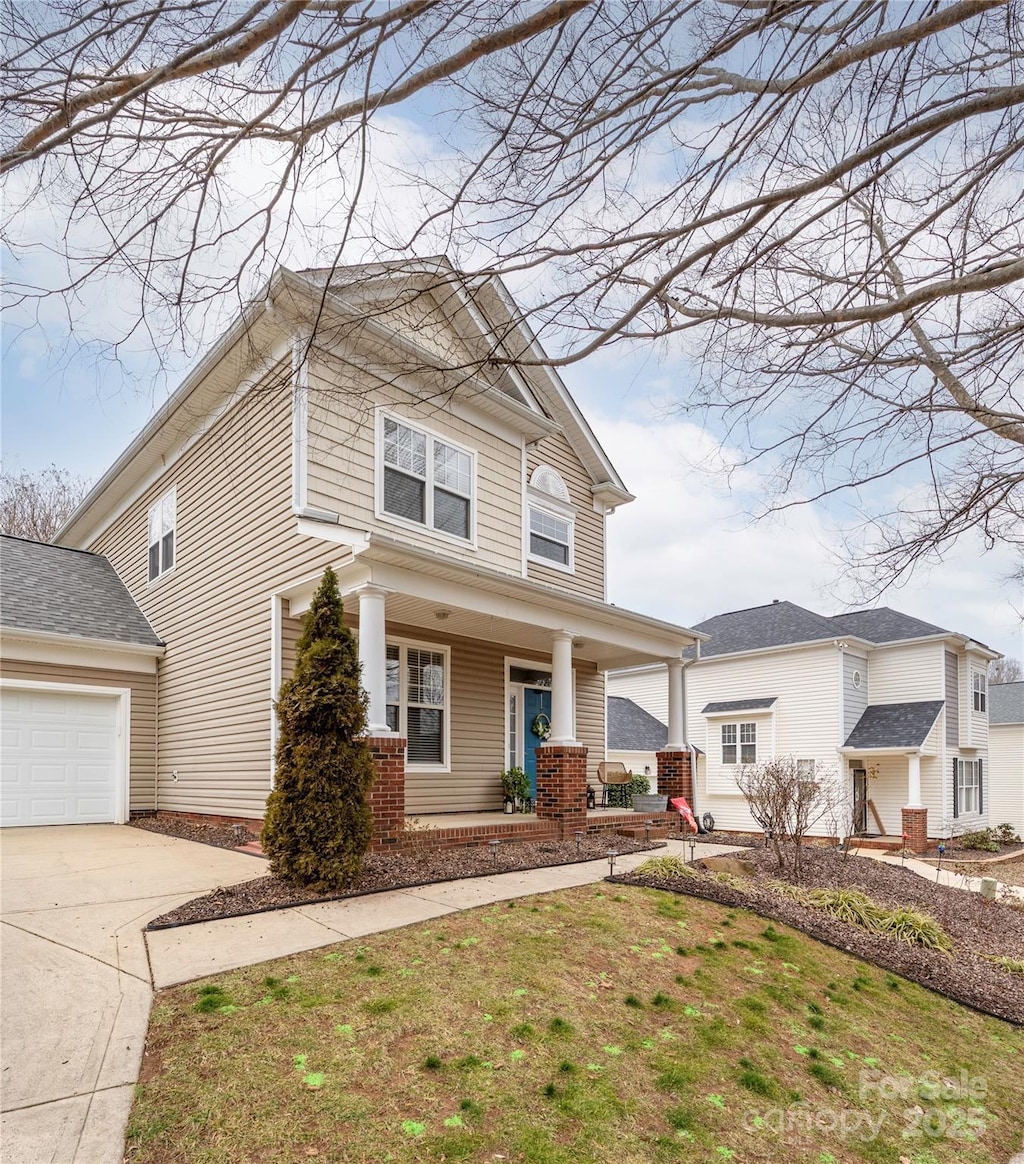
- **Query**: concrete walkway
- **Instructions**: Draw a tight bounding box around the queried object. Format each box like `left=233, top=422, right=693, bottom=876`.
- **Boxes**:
left=850, top=845, right=1024, bottom=900
left=1, top=824, right=738, bottom=1164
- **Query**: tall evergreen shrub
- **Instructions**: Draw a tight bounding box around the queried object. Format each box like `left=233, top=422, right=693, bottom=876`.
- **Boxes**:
left=261, top=567, right=375, bottom=889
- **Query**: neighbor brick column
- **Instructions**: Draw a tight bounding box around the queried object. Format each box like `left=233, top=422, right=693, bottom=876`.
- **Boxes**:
left=657, top=750, right=694, bottom=804
left=535, top=745, right=588, bottom=838
left=901, top=807, right=928, bottom=854
left=367, top=736, right=406, bottom=851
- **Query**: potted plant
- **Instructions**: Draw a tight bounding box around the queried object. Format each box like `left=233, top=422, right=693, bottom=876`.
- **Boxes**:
left=501, top=766, right=531, bottom=812
left=629, top=771, right=667, bottom=813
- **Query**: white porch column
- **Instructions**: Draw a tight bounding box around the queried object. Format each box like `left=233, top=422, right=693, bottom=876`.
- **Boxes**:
left=906, top=751, right=923, bottom=808
left=666, top=658, right=686, bottom=750
left=355, top=584, right=394, bottom=735
left=549, top=630, right=577, bottom=745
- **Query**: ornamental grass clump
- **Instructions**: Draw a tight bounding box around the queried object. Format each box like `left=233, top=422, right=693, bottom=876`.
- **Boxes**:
left=261, top=567, right=376, bottom=891
left=806, top=887, right=884, bottom=929
left=873, top=906, right=953, bottom=952
left=634, top=855, right=696, bottom=879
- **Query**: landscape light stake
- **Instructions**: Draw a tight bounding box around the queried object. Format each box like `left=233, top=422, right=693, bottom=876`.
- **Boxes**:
left=231, top=823, right=245, bottom=843
left=489, top=839, right=500, bottom=865
left=936, top=841, right=946, bottom=881
left=688, top=836, right=696, bottom=863
left=644, top=820, right=653, bottom=845
left=901, top=834, right=909, bottom=867
left=574, top=830, right=583, bottom=853
left=607, top=850, right=618, bottom=878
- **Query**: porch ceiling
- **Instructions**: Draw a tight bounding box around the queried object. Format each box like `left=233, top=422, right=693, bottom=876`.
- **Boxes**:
left=284, top=533, right=703, bottom=670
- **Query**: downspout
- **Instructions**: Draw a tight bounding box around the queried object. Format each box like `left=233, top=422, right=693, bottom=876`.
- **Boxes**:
left=684, top=643, right=706, bottom=832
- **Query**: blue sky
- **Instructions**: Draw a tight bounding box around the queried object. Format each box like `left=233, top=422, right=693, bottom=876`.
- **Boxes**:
left=2, top=83, right=1021, bottom=662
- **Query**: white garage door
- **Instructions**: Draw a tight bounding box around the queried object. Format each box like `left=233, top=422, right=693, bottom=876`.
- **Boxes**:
left=1, top=687, right=122, bottom=826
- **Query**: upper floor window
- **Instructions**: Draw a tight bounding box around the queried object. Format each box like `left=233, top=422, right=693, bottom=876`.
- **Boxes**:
left=722, top=722, right=756, bottom=765
left=148, top=487, right=176, bottom=581
left=380, top=414, right=473, bottom=542
left=385, top=640, right=448, bottom=767
left=527, top=464, right=574, bottom=572
left=972, top=670, right=987, bottom=713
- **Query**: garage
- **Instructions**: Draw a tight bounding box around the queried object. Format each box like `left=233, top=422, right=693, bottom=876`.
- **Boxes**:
left=1, top=685, right=125, bottom=826
left=1, top=534, right=164, bottom=826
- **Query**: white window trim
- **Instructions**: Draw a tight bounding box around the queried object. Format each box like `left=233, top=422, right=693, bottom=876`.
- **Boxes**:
left=955, top=757, right=982, bottom=817
left=971, top=670, right=987, bottom=714
left=375, top=409, right=478, bottom=549
left=526, top=495, right=575, bottom=574
left=147, top=486, right=177, bottom=585
left=720, top=720, right=758, bottom=766
left=385, top=634, right=451, bottom=773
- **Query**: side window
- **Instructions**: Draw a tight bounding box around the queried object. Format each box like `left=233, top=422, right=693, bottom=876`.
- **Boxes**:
left=380, top=414, right=473, bottom=541
left=972, top=670, right=987, bottom=713
left=527, top=464, right=574, bottom=572
left=739, top=722, right=757, bottom=764
left=148, top=487, right=176, bottom=581
left=721, top=723, right=737, bottom=764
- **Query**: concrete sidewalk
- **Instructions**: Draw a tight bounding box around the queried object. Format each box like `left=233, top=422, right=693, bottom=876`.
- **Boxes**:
left=1, top=825, right=738, bottom=1164
left=850, top=845, right=1024, bottom=900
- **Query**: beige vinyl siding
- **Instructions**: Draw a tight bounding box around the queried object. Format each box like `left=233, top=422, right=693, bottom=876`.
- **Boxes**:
left=527, top=434, right=604, bottom=600
left=0, top=658, right=157, bottom=811
left=304, top=351, right=523, bottom=575
left=607, top=666, right=668, bottom=724
left=867, top=640, right=944, bottom=703
left=687, top=644, right=841, bottom=836
left=282, top=614, right=606, bottom=815
left=988, top=724, right=1024, bottom=834
left=842, top=653, right=868, bottom=741
left=90, top=374, right=347, bottom=819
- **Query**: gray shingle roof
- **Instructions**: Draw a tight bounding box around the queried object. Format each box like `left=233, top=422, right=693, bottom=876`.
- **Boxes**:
left=990, top=682, right=1024, bottom=725
left=701, top=697, right=778, bottom=714
left=685, top=600, right=970, bottom=660
left=607, top=696, right=667, bottom=752
left=0, top=535, right=163, bottom=648
left=843, top=701, right=944, bottom=749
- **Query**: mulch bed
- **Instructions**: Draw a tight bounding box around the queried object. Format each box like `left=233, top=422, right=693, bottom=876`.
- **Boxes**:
left=131, top=814, right=260, bottom=850
left=146, top=835, right=662, bottom=930
left=919, top=841, right=1024, bottom=862
left=615, top=844, right=1024, bottom=1027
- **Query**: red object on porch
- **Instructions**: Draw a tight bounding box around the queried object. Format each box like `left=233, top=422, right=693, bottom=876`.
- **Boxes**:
left=669, top=796, right=698, bottom=833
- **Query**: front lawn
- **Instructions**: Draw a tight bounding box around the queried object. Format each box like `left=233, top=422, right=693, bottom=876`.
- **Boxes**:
left=128, top=885, right=1022, bottom=1163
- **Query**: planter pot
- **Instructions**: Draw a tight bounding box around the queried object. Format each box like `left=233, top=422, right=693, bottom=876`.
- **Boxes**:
left=632, top=794, right=668, bottom=814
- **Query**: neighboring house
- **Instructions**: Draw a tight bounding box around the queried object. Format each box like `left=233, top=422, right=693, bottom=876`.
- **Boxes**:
left=988, top=681, right=1024, bottom=835
left=607, top=695, right=667, bottom=780
left=0, top=259, right=703, bottom=836
left=0, top=536, right=163, bottom=826
left=609, top=600, right=1001, bottom=850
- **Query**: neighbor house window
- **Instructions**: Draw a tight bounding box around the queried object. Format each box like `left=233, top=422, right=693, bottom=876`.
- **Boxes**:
left=147, top=487, right=176, bottom=581
left=380, top=414, right=473, bottom=540
left=385, top=640, right=448, bottom=766
left=527, top=464, right=574, bottom=571
left=956, top=758, right=981, bottom=815
left=972, top=670, right=987, bottom=713
left=721, top=722, right=757, bottom=765
left=797, top=759, right=816, bottom=778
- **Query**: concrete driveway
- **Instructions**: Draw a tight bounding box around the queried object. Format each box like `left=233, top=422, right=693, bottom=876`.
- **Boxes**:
left=0, top=825, right=259, bottom=1164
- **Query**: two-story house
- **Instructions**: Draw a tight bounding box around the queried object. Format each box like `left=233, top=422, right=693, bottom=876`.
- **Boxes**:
left=609, top=600, right=1001, bottom=851
left=0, top=260, right=703, bottom=841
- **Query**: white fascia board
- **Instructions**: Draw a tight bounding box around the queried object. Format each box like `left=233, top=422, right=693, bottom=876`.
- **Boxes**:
left=692, top=637, right=872, bottom=666
left=481, top=277, right=630, bottom=494
left=295, top=516, right=369, bottom=552
left=286, top=270, right=560, bottom=443
left=837, top=745, right=923, bottom=756
left=0, top=629, right=161, bottom=672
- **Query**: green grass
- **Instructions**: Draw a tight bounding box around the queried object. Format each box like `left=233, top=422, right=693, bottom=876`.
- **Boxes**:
left=128, top=885, right=1023, bottom=1163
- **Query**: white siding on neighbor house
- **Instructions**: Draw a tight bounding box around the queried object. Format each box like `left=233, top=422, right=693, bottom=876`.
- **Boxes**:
left=842, top=652, right=868, bottom=742
left=607, top=666, right=669, bottom=724
left=987, top=724, right=1024, bottom=834
left=866, top=640, right=944, bottom=704
left=304, top=351, right=525, bottom=577
left=944, top=651, right=960, bottom=747
left=686, top=643, right=841, bottom=835
left=607, top=750, right=660, bottom=784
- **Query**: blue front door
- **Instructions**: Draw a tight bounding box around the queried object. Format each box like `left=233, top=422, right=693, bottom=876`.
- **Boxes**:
left=522, top=688, right=552, bottom=801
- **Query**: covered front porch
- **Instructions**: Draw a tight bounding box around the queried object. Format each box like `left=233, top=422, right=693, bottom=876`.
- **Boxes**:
left=279, top=533, right=704, bottom=847
left=840, top=700, right=945, bottom=853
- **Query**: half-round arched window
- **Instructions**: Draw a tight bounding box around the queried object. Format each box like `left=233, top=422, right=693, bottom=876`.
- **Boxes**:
left=529, top=464, right=570, bottom=503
